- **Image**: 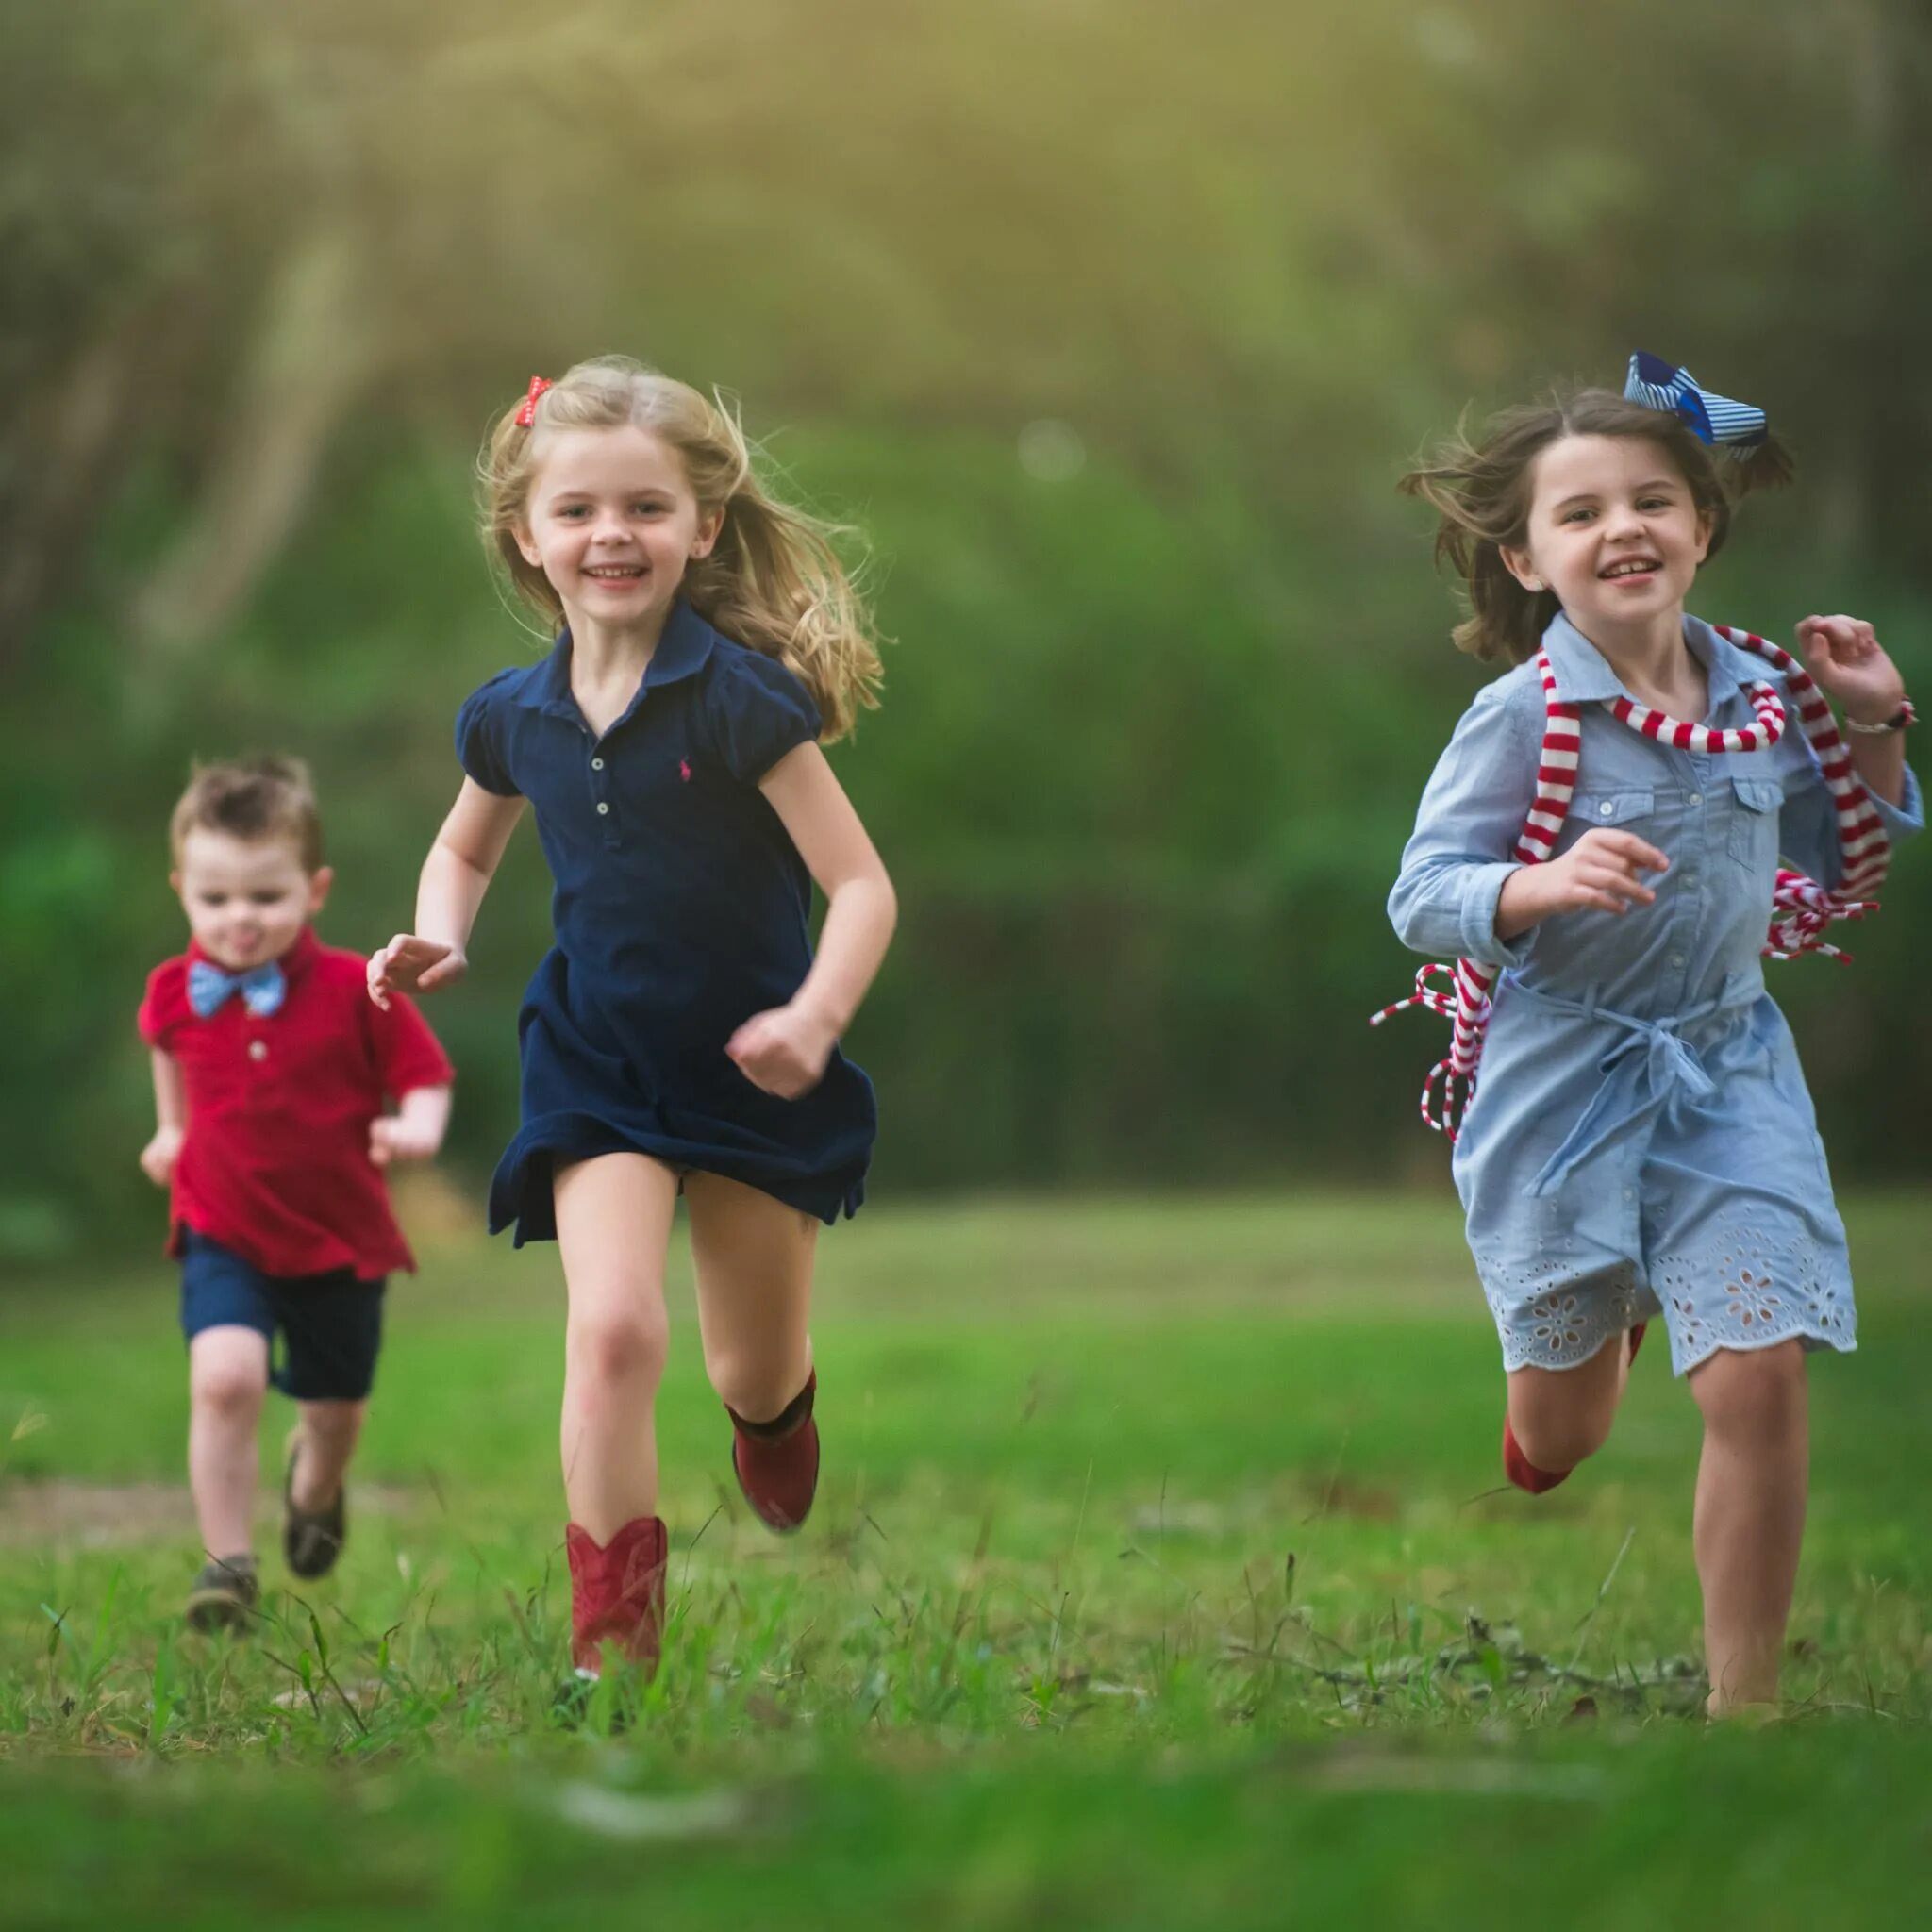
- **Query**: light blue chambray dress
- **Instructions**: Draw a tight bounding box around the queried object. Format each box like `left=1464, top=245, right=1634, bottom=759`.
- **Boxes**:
left=1389, top=612, right=1922, bottom=1376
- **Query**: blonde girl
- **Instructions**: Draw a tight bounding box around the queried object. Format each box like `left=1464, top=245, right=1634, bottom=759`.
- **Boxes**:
left=370, top=358, right=894, bottom=1681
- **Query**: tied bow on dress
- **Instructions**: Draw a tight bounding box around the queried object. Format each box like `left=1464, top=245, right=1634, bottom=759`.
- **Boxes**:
left=1518, top=983, right=1763, bottom=1200
left=187, top=958, right=287, bottom=1020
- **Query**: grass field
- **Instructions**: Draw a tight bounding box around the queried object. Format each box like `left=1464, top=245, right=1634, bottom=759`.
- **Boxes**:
left=2, top=1191, right=1928, bottom=1928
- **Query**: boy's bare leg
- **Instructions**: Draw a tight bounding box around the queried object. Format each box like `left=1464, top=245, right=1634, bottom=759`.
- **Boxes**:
left=290, top=1399, right=368, bottom=1510
left=188, top=1325, right=270, bottom=1556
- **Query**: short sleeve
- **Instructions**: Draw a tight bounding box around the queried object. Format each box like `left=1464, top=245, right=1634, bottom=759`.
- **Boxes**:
left=366, top=989, right=455, bottom=1098
left=138, top=958, right=186, bottom=1050
left=701, top=650, right=823, bottom=785
left=455, top=672, right=523, bottom=797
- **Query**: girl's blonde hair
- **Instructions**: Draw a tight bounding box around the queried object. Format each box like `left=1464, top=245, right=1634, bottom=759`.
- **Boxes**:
left=1398, top=387, right=1794, bottom=665
left=480, top=357, right=883, bottom=741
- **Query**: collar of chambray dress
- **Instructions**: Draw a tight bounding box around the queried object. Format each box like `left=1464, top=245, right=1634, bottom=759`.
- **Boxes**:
left=1539, top=609, right=1749, bottom=711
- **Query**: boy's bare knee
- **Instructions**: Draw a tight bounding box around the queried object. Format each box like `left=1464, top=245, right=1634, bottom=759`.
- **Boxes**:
left=299, top=1399, right=366, bottom=1446
left=192, top=1362, right=266, bottom=1420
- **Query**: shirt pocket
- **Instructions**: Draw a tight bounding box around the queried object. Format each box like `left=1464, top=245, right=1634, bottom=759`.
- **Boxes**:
left=1727, top=776, right=1784, bottom=867
left=1568, top=789, right=1657, bottom=839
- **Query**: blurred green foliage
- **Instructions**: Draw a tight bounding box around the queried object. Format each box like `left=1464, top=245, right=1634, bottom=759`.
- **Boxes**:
left=3, top=0, right=1929, bottom=1259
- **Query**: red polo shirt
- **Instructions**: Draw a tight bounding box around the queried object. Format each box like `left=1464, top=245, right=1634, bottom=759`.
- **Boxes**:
left=137, top=926, right=454, bottom=1281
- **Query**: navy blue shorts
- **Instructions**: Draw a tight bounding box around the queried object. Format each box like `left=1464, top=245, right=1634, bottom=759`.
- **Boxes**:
left=179, top=1230, right=386, bottom=1402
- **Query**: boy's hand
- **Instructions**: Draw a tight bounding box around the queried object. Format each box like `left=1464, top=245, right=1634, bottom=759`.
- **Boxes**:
left=368, top=1115, right=441, bottom=1168
left=726, top=1003, right=837, bottom=1099
left=1497, top=828, right=1669, bottom=937
left=368, top=935, right=466, bottom=1009
left=1798, top=615, right=1907, bottom=726
left=140, top=1125, right=184, bottom=1188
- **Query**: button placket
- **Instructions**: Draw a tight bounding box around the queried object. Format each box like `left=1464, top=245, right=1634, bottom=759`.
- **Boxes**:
left=588, top=730, right=621, bottom=848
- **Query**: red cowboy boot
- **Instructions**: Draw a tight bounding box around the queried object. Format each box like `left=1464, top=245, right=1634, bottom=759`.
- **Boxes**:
left=1502, top=1322, right=1646, bottom=1494
left=727, top=1371, right=819, bottom=1533
left=565, top=1515, right=668, bottom=1676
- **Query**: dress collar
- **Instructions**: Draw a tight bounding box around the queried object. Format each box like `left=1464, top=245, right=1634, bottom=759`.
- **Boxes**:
left=512, top=597, right=719, bottom=721
left=1540, top=609, right=1747, bottom=721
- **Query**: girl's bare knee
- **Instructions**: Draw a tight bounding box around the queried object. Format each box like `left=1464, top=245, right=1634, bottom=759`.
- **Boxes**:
left=1511, top=1404, right=1615, bottom=1473
left=1507, top=1345, right=1622, bottom=1470
left=568, top=1305, right=670, bottom=1391
left=706, top=1346, right=807, bottom=1423
left=1690, top=1341, right=1807, bottom=1437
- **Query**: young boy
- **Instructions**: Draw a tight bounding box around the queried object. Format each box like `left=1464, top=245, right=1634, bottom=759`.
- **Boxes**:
left=138, top=758, right=454, bottom=1630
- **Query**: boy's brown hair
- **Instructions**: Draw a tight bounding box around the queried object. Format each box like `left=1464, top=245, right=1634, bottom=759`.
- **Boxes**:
left=169, top=757, right=325, bottom=872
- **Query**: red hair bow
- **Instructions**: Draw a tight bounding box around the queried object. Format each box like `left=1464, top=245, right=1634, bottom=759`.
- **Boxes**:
left=514, top=375, right=554, bottom=427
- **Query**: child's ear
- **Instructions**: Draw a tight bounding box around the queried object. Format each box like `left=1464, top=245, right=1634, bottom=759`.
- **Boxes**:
left=307, top=866, right=335, bottom=918
left=168, top=870, right=183, bottom=897
left=1499, top=544, right=1545, bottom=593
left=513, top=520, right=542, bottom=569
left=691, top=508, right=724, bottom=561
left=1692, top=508, right=1714, bottom=566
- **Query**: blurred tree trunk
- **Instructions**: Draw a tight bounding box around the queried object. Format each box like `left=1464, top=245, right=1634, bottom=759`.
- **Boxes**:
left=0, top=319, right=149, bottom=669
left=127, top=222, right=380, bottom=655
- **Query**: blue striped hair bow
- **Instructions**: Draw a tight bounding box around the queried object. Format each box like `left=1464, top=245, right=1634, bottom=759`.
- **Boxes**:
left=1624, top=351, right=1767, bottom=449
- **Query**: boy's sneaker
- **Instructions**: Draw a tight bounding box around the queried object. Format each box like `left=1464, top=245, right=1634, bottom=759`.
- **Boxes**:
left=727, top=1371, right=819, bottom=1533
left=185, top=1555, right=259, bottom=1633
left=283, top=1441, right=346, bottom=1580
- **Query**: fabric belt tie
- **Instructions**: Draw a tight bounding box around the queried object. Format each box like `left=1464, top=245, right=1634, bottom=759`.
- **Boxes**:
left=1512, top=982, right=1743, bottom=1197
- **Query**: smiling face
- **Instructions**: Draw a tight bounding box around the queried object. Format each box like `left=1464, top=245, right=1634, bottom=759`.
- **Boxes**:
left=172, top=829, right=329, bottom=972
left=1502, top=433, right=1713, bottom=640
left=514, top=425, right=723, bottom=640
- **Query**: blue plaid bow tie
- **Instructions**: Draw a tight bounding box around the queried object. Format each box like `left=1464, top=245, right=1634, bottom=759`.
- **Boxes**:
left=1624, top=350, right=1767, bottom=448
left=188, top=958, right=287, bottom=1019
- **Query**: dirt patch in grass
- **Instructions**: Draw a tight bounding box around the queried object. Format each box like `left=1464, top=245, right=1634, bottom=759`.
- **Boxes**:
left=0, top=1479, right=420, bottom=1549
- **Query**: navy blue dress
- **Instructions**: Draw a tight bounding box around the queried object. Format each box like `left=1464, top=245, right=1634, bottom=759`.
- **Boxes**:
left=456, top=600, right=876, bottom=1241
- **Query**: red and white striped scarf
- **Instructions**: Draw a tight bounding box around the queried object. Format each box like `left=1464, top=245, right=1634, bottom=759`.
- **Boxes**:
left=1374, top=625, right=1889, bottom=1139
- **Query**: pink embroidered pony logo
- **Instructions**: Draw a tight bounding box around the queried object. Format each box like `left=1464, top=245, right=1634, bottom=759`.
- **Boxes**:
left=679, top=758, right=692, bottom=783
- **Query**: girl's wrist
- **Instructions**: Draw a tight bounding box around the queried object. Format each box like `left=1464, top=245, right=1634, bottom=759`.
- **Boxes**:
left=1843, top=697, right=1915, bottom=734
left=1494, top=864, right=1547, bottom=941
left=789, top=990, right=848, bottom=1038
